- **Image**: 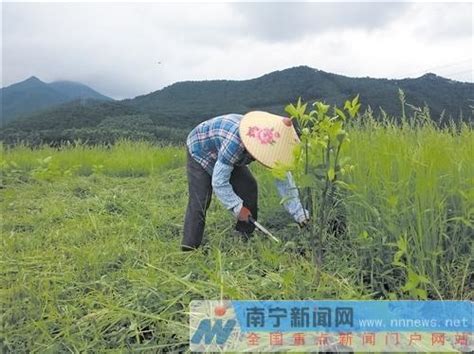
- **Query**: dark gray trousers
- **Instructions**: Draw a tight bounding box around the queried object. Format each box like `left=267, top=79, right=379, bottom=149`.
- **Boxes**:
left=182, top=151, right=258, bottom=251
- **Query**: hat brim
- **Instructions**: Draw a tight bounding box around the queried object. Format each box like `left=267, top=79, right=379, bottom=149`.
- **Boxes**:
left=239, top=111, right=300, bottom=169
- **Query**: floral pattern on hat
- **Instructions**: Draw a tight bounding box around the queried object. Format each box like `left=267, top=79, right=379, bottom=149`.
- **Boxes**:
left=246, top=126, right=280, bottom=145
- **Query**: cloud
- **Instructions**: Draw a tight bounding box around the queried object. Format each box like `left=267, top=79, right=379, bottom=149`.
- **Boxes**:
left=231, top=2, right=411, bottom=42
left=1, top=2, right=472, bottom=99
left=410, top=2, right=472, bottom=40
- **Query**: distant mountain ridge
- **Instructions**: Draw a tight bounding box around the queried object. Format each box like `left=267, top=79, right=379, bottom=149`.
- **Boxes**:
left=0, top=76, right=112, bottom=123
left=1, top=66, right=473, bottom=146
left=125, top=66, right=473, bottom=128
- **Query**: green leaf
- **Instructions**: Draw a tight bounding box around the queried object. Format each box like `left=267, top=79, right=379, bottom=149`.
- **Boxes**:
left=402, top=269, right=425, bottom=292
left=396, top=236, right=407, bottom=252
left=285, top=103, right=298, bottom=118
left=299, top=102, right=308, bottom=116
left=327, top=167, right=335, bottom=181
left=401, top=280, right=417, bottom=292
left=335, top=108, right=347, bottom=121
left=271, top=165, right=288, bottom=179
left=351, top=94, right=360, bottom=107
left=343, top=95, right=361, bottom=118
left=412, top=288, right=428, bottom=300
left=393, top=250, right=404, bottom=263
left=344, top=101, right=350, bottom=110
left=336, top=130, right=346, bottom=143
left=327, top=121, right=340, bottom=140
left=314, top=101, right=330, bottom=120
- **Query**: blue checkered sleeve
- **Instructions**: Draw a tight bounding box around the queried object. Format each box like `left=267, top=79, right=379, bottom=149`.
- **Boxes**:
left=275, top=172, right=309, bottom=223
left=218, top=128, right=245, bottom=166
left=212, top=160, right=243, bottom=216
left=212, top=118, right=246, bottom=215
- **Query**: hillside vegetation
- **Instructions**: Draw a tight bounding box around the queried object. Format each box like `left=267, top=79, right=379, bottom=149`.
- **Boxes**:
left=128, top=67, right=473, bottom=127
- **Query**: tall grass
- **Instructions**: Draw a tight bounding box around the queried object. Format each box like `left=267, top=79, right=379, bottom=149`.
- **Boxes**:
left=343, top=116, right=473, bottom=299
left=0, top=139, right=185, bottom=178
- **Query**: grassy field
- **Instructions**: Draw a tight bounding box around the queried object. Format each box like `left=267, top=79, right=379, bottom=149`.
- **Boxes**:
left=1, top=120, right=473, bottom=351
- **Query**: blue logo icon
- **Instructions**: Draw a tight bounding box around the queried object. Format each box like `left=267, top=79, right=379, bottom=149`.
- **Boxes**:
left=191, top=319, right=236, bottom=345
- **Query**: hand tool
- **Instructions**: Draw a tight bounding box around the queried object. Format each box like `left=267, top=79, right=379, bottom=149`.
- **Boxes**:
left=248, top=216, right=280, bottom=243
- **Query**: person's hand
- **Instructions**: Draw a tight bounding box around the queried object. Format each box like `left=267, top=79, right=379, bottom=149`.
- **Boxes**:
left=298, top=218, right=310, bottom=229
left=296, top=209, right=310, bottom=229
left=238, top=206, right=252, bottom=222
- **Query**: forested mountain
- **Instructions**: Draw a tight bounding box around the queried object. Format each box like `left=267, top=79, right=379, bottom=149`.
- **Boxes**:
left=127, top=66, right=473, bottom=128
left=0, top=76, right=112, bottom=123
left=1, top=66, right=472, bottom=146
left=47, top=80, right=111, bottom=102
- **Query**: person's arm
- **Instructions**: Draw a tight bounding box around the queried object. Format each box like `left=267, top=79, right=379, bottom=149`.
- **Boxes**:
left=274, top=171, right=308, bottom=223
left=212, top=159, right=243, bottom=217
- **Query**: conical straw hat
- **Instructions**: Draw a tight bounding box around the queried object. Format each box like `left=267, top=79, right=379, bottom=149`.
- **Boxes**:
left=239, top=111, right=300, bottom=169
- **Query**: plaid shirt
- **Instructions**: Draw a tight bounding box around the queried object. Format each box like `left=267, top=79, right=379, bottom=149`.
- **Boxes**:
left=186, top=113, right=253, bottom=174
left=186, top=113, right=307, bottom=222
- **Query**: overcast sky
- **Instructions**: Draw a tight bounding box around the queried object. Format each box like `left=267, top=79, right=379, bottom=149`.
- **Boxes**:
left=2, top=1, right=473, bottom=99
